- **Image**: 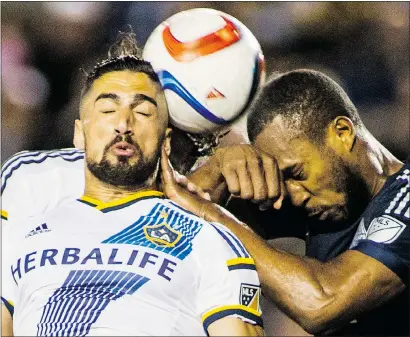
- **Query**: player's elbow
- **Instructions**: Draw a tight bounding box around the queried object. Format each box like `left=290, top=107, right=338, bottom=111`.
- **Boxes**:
left=293, top=300, right=342, bottom=335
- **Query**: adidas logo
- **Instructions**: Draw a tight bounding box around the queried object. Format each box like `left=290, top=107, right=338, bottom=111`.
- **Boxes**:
left=25, top=223, right=51, bottom=238
left=206, top=87, right=225, bottom=99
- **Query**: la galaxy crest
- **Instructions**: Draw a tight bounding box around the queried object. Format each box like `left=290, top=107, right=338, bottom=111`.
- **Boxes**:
left=143, top=211, right=182, bottom=247
left=240, top=283, right=261, bottom=311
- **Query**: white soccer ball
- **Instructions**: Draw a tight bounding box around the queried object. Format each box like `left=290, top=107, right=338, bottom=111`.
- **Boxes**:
left=143, top=8, right=265, bottom=134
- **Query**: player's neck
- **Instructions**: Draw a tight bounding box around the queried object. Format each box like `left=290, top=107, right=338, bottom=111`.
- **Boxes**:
left=83, top=168, right=160, bottom=203
left=356, top=129, right=403, bottom=198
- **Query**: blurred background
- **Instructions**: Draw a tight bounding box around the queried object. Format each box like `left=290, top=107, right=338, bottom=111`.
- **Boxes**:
left=1, top=2, right=408, bottom=162
left=1, top=2, right=409, bottom=335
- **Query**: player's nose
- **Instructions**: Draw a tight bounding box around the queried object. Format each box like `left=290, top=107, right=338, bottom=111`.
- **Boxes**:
left=285, top=181, right=310, bottom=208
left=115, top=109, right=134, bottom=136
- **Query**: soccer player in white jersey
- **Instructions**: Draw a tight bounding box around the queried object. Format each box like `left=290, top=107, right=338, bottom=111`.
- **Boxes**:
left=0, top=116, right=212, bottom=224
left=1, top=34, right=263, bottom=336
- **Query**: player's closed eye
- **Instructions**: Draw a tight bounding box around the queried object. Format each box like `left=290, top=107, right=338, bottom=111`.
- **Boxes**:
left=135, top=111, right=151, bottom=117
left=292, top=167, right=306, bottom=181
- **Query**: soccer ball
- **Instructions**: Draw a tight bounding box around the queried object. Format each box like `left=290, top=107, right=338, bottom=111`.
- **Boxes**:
left=143, top=8, right=265, bottom=134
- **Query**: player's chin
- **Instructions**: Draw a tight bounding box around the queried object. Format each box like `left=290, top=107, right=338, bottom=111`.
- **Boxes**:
left=327, top=207, right=348, bottom=222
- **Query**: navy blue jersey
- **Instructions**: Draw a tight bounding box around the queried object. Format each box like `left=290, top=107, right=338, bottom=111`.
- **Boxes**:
left=229, top=160, right=409, bottom=335
left=308, top=159, right=410, bottom=335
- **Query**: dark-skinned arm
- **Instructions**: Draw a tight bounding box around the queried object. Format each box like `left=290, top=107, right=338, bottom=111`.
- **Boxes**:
left=161, top=146, right=406, bottom=335
left=188, top=144, right=284, bottom=207
left=199, top=204, right=405, bottom=334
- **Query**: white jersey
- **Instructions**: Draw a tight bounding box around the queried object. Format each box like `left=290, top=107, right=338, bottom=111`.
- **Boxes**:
left=2, top=191, right=262, bottom=336
left=1, top=148, right=85, bottom=223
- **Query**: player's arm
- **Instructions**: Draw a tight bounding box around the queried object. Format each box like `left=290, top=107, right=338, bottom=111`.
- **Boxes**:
left=161, top=149, right=407, bottom=335
left=191, top=215, right=264, bottom=336
left=1, top=302, right=13, bottom=336
left=194, top=223, right=265, bottom=336
left=189, top=202, right=407, bottom=335
left=208, top=316, right=263, bottom=336
left=188, top=144, right=284, bottom=207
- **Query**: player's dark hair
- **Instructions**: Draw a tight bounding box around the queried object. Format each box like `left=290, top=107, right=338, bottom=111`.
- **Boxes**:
left=247, top=69, right=364, bottom=144
left=82, top=32, right=160, bottom=97
left=81, top=31, right=219, bottom=174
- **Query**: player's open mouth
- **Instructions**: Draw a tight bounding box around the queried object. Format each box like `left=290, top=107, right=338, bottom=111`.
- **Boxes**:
left=112, top=142, right=135, bottom=157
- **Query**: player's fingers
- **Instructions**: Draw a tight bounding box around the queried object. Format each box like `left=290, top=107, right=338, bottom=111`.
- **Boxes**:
left=273, top=177, right=286, bottom=210
left=246, top=151, right=268, bottom=201
left=160, top=145, right=176, bottom=188
left=175, top=173, right=189, bottom=186
left=236, top=165, right=254, bottom=200
left=187, top=182, right=211, bottom=200
left=261, top=155, right=281, bottom=200
left=222, top=166, right=241, bottom=196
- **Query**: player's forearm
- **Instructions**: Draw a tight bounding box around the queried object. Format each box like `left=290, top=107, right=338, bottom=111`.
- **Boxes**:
left=200, top=203, right=344, bottom=334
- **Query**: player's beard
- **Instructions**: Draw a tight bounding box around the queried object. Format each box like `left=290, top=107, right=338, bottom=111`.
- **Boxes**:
left=87, top=135, right=161, bottom=190
left=315, top=148, right=371, bottom=230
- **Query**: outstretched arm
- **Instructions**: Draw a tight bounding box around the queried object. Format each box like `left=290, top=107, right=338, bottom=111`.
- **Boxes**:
left=201, top=207, right=405, bottom=334
left=161, top=146, right=406, bottom=335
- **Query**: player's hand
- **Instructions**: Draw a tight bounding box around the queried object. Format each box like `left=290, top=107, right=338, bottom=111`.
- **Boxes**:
left=213, top=145, right=285, bottom=210
left=174, top=172, right=211, bottom=201
left=161, top=145, right=211, bottom=213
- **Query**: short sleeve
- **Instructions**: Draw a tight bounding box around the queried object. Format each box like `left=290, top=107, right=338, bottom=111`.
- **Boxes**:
left=1, top=151, right=29, bottom=223
left=193, top=222, right=263, bottom=333
left=1, top=149, right=85, bottom=223
left=350, top=170, right=409, bottom=285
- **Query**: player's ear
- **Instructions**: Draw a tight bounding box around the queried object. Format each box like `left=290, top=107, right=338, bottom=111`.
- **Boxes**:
left=164, top=128, right=172, bottom=155
left=326, top=116, right=356, bottom=154
left=73, top=119, right=85, bottom=150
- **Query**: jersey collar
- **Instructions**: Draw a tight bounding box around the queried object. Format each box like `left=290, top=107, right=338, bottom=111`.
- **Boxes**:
left=77, top=190, right=163, bottom=213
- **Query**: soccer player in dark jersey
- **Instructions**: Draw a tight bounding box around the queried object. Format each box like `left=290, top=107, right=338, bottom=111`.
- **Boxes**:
left=162, top=69, right=409, bottom=336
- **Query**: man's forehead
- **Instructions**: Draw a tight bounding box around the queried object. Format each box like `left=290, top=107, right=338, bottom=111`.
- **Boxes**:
left=254, top=116, right=312, bottom=168
left=89, top=71, right=158, bottom=97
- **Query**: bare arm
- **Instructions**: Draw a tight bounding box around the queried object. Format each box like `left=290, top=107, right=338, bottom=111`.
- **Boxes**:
left=161, top=144, right=405, bottom=334
left=189, top=145, right=284, bottom=206
left=208, top=316, right=263, bottom=336
left=2, top=303, right=13, bottom=337
left=201, top=205, right=405, bottom=334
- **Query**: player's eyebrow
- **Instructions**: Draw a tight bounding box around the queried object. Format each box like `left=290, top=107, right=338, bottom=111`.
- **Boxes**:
left=132, top=94, right=157, bottom=107
left=281, top=163, right=300, bottom=179
left=95, top=93, right=120, bottom=103
left=94, top=93, right=157, bottom=107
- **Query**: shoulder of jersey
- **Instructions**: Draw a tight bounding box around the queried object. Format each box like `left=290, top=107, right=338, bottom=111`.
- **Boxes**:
left=162, top=200, right=251, bottom=254
left=1, top=148, right=84, bottom=194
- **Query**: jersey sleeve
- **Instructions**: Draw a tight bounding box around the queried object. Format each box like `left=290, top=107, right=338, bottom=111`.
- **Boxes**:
left=194, top=222, right=263, bottom=333
left=350, top=170, right=409, bottom=285
left=1, top=149, right=85, bottom=223
left=1, top=151, right=30, bottom=223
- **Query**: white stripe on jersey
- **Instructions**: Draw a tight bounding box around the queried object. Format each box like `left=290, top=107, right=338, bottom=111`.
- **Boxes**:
left=394, top=192, right=410, bottom=216
left=385, top=169, right=410, bottom=216
left=1, top=149, right=84, bottom=194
